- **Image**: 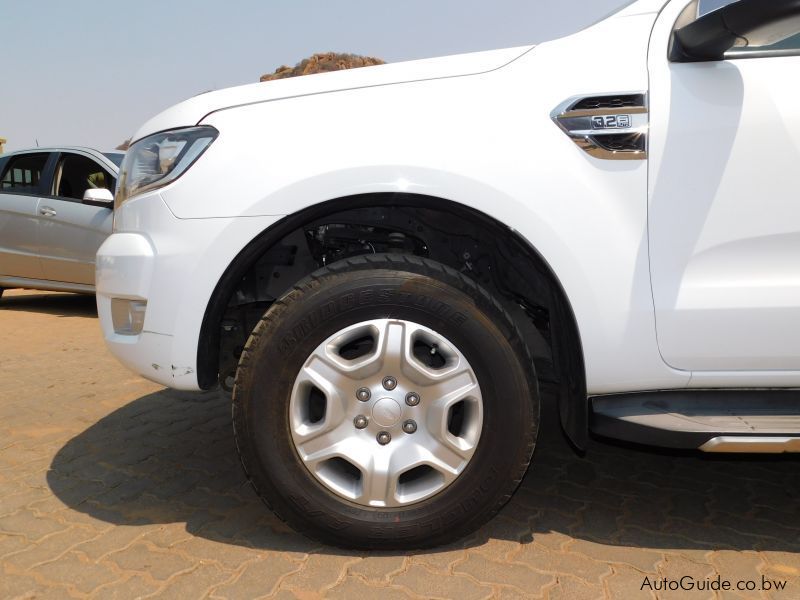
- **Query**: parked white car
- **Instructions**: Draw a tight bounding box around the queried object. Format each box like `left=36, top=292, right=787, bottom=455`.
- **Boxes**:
left=97, top=0, right=800, bottom=548
left=0, top=147, right=122, bottom=296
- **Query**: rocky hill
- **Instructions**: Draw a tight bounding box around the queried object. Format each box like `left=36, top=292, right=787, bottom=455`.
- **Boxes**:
left=260, top=52, right=385, bottom=81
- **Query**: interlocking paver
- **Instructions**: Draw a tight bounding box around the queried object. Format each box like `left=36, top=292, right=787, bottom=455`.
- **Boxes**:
left=72, top=525, right=149, bottom=561
left=405, top=543, right=467, bottom=574
left=174, top=535, right=267, bottom=570
left=652, top=555, right=724, bottom=600
left=710, top=549, right=765, bottom=580
left=455, top=553, right=554, bottom=593
left=280, top=553, right=360, bottom=593
left=0, top=569, right=41, bottom=599
left=155, top=561, right=233, bottom=598
left=513, top=542, right=611, bottom=584
left=494, top=587, right=543, bottom=600
left=0, top=531, right=29, bottom=558
left=544, top=574, right=604, bottom=600
left=141, top=523, right=195, bottom=550
left=106, top=541, right=196, bottom=581
left=1, top=289, right=799, bottom=598
left=2, top=526, right=100, bottom=570
left=0, top=487, right=52, bottom=517
left=569, top=539, right=662, bottom=573
left=89, top=573, right=162, bottom=599
left=32, top=550, right=120, bottom=595
left=0, top=509, right=68, bottom=542
left=347, top=554, right=407, bottom=583
left=210, top=553, right=302, bottom=598
left=604, top=565, right=657, bottom=600
left=762, top=551, right=800, bottom=576
left=393, top=563, right=493, bottom=599
left=326, top=576, right=417, bottom=599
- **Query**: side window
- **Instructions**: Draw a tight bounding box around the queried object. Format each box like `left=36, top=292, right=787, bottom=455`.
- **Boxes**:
left=698, top=0, right=736, bottom=14
left=0, top=153, right=50, bottom=194
left=53, top=154, right=116, bottom=201
left=697, top=0, right=800, bottom=57
left=727, top=32, right=800, bottom=56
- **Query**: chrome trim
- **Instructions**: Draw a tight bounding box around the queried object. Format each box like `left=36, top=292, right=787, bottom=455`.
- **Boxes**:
left=562, top=106, right=648, bottom=118
left=551, top=93, right=648, bottom=161
left=725, top=48, right=800, bottom=60
left=700, top=436, right=800, bottom=453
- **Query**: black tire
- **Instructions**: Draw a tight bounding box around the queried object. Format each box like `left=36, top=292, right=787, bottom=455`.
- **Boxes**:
left=232, top=254, right=539, bottom=549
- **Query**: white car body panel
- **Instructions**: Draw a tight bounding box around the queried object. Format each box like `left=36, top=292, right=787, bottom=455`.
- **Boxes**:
left=131, top=46, right=534, bottom=144
left=648, top=0, right=800, bottom=377
left=97, top=0, right=800, bottom=396
left=99, top=192, right=280, bottom=387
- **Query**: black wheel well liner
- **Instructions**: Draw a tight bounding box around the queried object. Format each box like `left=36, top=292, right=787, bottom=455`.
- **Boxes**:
left=196, top=193, right=588, bottom=448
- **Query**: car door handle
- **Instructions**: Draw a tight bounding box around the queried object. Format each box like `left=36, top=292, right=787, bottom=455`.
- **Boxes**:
left=39, top=206, right=57, bottom=217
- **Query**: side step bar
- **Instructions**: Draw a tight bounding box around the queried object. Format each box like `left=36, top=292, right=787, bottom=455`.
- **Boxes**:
left=590, top=390, right=800, bottom=453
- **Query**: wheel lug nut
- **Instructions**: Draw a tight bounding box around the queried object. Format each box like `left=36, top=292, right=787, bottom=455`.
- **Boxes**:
left=376, top=431, right=391, bottom=445
left=354, top=415, right=368, bottom=429
left=356, top=387, right=371, bottom=402
left=402, top=420, right=417, bottom=434
left=405, top=392, right=420, bottom=406
left=382, top=376, right=397, bottom=391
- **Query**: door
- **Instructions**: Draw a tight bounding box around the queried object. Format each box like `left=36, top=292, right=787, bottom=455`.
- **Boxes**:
left=648, top=0, right=800, bottom=371
left=0, top=152, right=51, bottom=279
left=38, top=152, right=114, bottom=285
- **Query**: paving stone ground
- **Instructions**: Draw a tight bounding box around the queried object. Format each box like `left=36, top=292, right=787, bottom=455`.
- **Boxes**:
left=1, top=289, right=799, bottom=599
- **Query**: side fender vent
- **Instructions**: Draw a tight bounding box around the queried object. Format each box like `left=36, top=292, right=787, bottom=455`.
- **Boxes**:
left=551, top=93, right=648, bottom=161
left=571, top=94, right=646, bottom=111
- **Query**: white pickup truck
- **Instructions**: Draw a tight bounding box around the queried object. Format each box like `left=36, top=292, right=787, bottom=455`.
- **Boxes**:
left=97, top=0, right=800, bottom=548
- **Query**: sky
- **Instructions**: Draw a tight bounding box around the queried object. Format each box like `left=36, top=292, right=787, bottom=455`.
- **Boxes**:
left=1, top=0, right=633, bottom=152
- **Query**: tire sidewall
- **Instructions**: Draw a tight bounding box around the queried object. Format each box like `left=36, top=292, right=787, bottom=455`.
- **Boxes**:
left=234, top=262, right=537, bottom=547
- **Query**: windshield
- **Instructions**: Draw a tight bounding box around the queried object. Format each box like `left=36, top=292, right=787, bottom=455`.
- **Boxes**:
left=103, top=152, right=124, bottom=168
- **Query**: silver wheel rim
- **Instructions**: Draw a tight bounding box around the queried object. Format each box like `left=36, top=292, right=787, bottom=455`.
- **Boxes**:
left=289, top=318, right=483, bottom=508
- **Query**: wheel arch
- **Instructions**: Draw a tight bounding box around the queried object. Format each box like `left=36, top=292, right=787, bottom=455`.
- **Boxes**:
left=197, top=193, right=588, bottom=449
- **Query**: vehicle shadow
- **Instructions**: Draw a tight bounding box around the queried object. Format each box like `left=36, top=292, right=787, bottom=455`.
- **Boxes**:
left=0, top=292, right=97, bottom=318
left=47, top=387, right=800, bottom=556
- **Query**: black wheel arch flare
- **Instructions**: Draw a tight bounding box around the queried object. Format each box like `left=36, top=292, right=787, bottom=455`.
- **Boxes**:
left=196, top=193, right=588, bottom=449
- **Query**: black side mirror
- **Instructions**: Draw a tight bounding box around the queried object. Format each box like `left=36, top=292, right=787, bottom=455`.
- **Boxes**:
left=671, top=0, right=800, bottom=62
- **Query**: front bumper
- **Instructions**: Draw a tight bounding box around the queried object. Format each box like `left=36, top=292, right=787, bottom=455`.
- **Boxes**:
left=96, top=231, right=176, bottom=386
left=96, top=192, right=282, bottom=390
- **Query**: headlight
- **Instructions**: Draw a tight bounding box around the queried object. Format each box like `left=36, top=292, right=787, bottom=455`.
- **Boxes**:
left=115, top=126, right=218, bottom=209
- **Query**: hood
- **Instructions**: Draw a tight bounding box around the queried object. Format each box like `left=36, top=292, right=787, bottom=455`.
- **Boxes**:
left=132, top=45, right=534, bottom=142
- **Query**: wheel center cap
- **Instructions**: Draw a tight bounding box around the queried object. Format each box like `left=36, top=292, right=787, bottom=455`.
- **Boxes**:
left=372, top=397, right=403, bottom=427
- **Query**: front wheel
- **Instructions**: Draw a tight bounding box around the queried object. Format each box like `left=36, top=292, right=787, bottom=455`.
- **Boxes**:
left=233, top=254, right=539, bottom=549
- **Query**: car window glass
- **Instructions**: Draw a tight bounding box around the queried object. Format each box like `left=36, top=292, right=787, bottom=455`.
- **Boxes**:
left=0, top=153, right=49, bottom=194
left=698, top=0, right=735, bottom=15
left=697, top=0, right=800, bottom=55
left=54, top=154, right=116, bottom=201
left=102, top=152, right=124, bottom=168
left=727, top=32, right=800, bottom=55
